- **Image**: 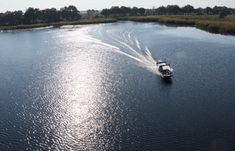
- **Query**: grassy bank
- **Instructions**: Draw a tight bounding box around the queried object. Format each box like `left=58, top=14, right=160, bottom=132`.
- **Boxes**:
left=126, top=15, right=235, bottom=35
left=0, top=18, right=117, bottom=31
left=1, top=16, right=235, bottom=35
left=51, top=18, right=117, bottom=26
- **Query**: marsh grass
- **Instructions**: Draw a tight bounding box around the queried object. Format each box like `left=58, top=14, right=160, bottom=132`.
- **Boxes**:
left=1, top=15, right=235, bottom=35
left=0, top=18, right=117, bottom=31
left=127, top=15, right=235, bottom=35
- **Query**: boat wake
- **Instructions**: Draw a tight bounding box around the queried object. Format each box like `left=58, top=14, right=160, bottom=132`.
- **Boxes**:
left=79, top=25, right=160, bottom=75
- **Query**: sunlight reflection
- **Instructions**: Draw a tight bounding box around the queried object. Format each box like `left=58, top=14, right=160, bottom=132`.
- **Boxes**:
left=47, top=27, right=115, bottom=150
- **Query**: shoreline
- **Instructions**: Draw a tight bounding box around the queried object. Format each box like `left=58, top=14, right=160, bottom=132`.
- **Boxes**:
left=0, top=18, right=117, bottom=31
left=124, top=15, right=235, bottom=36
left=1, top=16, right=235, bottom=36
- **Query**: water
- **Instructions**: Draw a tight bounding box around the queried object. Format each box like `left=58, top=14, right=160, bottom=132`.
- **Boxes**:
left=1, top=21, right=235, bottom=150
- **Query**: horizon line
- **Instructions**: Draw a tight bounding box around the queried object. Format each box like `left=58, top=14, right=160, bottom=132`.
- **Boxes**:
left=1, top=4, right=234, bottom=13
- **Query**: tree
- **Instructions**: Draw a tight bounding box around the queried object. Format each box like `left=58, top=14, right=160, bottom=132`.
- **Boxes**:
left=182, top=5, right=194, bottom=14
left=24, top=7, right=40, bottom=24
left=156, top=6, right=166, bottom=15
left=109, top=6, right=121, bottom=16
left=205, top=7, right=213, bottom=15
left=166, top=5, right=181, bottom=14
left=0, top=11, right=23, bottom=25
left=194, top=7, right=203, bottom=15
left=138, top=8, right=146, bottom=16
left=101, top=9, right=109, bottom=17
left=41, top=8, right=59, bottom=23
left=120, top=6, right=131, bottom=16
left=60, top=5, right=80, bottom=21
left=100, top=6, right=144, bottom=17
left=130, top=7, right=139, bottom=16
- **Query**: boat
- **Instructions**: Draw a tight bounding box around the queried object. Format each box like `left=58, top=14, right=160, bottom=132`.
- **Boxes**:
left=156, top=60, right=174, bottom=78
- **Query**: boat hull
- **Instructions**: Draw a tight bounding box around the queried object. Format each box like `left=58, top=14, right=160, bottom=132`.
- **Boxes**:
left=160, top=73, right=173, bottom=79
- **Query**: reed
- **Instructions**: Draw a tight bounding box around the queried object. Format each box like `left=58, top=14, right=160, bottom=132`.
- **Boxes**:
left=127, top=15, right=235, bottom=35
left=0, top=18, right=117, bottom=31
left=1, top=15, right=235, bottom=35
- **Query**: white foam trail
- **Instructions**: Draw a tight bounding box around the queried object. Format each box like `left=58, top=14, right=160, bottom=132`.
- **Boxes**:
left=96, top=40, right=145, bottom=64
left=145, top=47, right=156, bottom=63
left=128, top=32, right=131, bottom=40
left=81, top=26, right=160, bottom=75
left=110, top=36, right=159, bottom=75
left=80, top=27, right=144, bottom=64
left=135, top=38, right=141, bottom=50
left=105, top=30, right=159, bottom=74
left=127, top=31, right=134, bottom=45
left=111, top=36, right=143, bottom=58
left=145, top=47, right=152, bottom=57
left=83, top=32, right=145, bottom=64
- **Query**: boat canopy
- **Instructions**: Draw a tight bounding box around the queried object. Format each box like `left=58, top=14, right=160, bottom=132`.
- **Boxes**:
left=158, top=62, right=167, bottom=66
left=162, top=66, right=173, bottom=72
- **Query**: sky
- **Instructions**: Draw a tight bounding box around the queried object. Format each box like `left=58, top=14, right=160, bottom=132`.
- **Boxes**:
left=0, top=0, right=235, bottom=12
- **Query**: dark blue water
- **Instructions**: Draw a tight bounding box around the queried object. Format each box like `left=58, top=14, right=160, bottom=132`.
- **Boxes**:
left=1, top=22, right=235, bottom=150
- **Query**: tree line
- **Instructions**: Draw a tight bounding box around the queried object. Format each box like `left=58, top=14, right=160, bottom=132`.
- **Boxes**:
left=101, top=5, right=235, bottom=17
left=101, top=6, right=146, bottom=17
left=1, top=5, right=235, bottom=26
left=148, top=5, right=234, bottom=16
left=0, top=5, right=81, bottom=26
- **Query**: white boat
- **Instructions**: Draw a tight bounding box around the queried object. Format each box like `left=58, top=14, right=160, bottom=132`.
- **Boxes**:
left=156, top=60, right=174, bottom=78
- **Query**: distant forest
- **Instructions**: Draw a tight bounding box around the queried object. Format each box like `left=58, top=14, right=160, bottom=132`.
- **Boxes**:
left=0, top=5, right=235, bottom=26
left=101, top=5, right=235, bottom=17
left=0, top=6, right=81, bottom=26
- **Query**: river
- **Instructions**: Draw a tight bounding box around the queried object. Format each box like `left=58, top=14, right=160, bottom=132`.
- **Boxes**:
left=1, top=21, right=235, bottom=150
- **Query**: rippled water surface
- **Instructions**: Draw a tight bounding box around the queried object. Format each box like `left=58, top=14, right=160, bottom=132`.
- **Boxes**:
left=1, top=22, right=235, bottom=150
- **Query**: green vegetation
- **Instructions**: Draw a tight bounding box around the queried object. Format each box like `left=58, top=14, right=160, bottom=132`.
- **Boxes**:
left=50, top=18, right=117, bottom=27
left=0, top=18, right=117, bottom=30
left=100, top=5, right=235, bottom=35
left=101, top=6, right=145, bottom=17
left=0, top=5, right=81, bottom=26
left=102, top=5, right=235, bottom=17
left=1, top=15, right=235, bottom=35
left=125, top=15, right=235, bottom=35
left=0, top=5, right=235, bottom=35
left=0, top=24, right=50, bottom=30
